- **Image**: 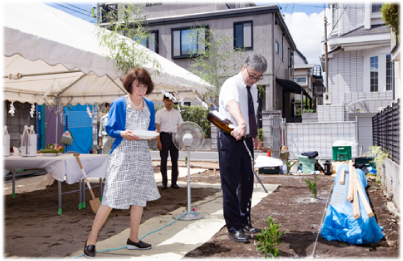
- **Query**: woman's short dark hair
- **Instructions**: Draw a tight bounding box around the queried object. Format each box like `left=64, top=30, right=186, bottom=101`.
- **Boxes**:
left=122, top=68, right=154, bottom=95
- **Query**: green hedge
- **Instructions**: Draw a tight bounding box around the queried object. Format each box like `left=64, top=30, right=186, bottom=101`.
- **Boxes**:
left=155, top=104, right=211, bottom=138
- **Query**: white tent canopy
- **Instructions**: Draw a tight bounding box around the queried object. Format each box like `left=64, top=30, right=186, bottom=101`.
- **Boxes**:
left=3, top=2, right=213, bottom=105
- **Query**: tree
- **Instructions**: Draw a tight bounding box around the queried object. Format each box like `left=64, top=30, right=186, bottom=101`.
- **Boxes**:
left=187, top=25, right=244, bottom=106
left=381, top=3, right=399, bottom=42
left=93, top=4, right=161, bottom=75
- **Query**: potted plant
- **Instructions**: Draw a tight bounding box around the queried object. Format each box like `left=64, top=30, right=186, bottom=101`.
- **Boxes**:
left=257, top=128, right=263, bottom=150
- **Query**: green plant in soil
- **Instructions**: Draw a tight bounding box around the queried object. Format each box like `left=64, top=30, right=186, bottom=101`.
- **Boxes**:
left=305, top=174, right=318, bottom=198
left=256, top=216, right=286, bottom=258
left=285, top=160, right=296, bottom=175
left=368, top=146, right=388, bottom=174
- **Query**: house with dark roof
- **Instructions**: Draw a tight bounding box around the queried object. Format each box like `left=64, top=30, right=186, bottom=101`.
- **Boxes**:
left=100, top=3, right=317, bottom=125
left=320, top=2, right=395, bottom=152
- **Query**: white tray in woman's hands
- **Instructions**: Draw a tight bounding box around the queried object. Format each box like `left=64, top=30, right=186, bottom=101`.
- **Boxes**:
left=131, top=130, right=160, bottom=140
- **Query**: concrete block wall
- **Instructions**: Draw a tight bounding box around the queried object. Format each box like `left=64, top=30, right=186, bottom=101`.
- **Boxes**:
left=381, top=158, right=400, bottom=212
left=317, top=105, right=345, bottom=122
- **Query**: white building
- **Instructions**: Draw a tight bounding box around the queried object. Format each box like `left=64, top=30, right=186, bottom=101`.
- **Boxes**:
left=320, top=2, right=395, bottom=153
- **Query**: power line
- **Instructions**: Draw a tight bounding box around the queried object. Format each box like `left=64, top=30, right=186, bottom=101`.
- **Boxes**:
left=63, top=2, right=93, bottom=13
left=52, top=2, right=94, bottom=19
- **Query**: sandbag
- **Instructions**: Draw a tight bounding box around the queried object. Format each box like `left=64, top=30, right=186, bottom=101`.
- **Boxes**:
left=297, top=155, right=316, bottom=174
left=320, top=165, right=384, bottom=244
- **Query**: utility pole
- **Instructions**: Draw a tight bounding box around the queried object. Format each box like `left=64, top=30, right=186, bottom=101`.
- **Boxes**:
left=97, top=3, right=100, bottom=24
left=324, top=16, right=329, bottom=94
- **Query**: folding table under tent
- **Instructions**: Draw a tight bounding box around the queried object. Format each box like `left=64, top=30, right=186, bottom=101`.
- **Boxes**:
left=3, top=2, right=213, bottom=214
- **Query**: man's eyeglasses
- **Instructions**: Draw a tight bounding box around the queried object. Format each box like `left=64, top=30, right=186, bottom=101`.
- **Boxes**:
left=247, top=69, right=263, bottom=81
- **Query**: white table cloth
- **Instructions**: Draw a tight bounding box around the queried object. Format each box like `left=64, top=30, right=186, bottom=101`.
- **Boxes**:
left=4, top=153, right=109, bottom=184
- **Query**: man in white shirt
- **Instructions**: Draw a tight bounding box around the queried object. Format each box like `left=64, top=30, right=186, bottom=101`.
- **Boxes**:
left=156, top=93, right=184, bottom=189
left=218, top=54, right=267, bottom=244
left=98, top=103, right=115, bottom=154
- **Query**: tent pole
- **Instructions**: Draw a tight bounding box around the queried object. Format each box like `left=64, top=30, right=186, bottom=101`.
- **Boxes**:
left=3, top=69, right=81, bottom=79
left=106, top=75, right=128, bottom=94
left=56, top=97, right=59, bottom=144
left=57, top=74, right=86, bottom=96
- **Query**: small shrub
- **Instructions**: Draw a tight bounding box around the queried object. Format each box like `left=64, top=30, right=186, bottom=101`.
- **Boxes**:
left=155, top=104, right=211, bottom=138
left=305, top=175, right=317, bottom=198
left=256, top=216, right=286, bottom=258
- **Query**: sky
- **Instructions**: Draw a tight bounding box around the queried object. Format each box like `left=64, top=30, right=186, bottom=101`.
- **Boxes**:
left=45, top=1, right=330, bottom=67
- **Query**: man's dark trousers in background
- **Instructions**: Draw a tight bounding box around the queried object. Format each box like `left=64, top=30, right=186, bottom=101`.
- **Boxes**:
left=217, top=131, right=254, bottom=232
left=159, top=132, right=179, bottom=186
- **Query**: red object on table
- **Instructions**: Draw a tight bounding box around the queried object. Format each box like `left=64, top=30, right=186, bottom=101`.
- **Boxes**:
left=267, top=150, right=271, bottom=157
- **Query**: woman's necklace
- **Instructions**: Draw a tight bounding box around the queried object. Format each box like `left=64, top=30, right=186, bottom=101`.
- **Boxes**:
left=127, top=95, right=143, bottom=110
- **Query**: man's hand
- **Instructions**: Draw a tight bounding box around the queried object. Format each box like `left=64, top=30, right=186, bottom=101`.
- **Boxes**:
left=121, top=130, right=141, bottom=141
left=157, top=140, right=162, bottom=151
left=231, top=123, right=246, bottom=141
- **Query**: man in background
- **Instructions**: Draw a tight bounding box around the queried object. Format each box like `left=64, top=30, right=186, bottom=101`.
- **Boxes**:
left=156, top=93, right=184, bottom=189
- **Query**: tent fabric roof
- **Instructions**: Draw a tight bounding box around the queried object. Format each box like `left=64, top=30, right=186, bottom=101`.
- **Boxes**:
left=3, top=3, right=213, bottom=105
left=276, top=78, right=312, bottom=99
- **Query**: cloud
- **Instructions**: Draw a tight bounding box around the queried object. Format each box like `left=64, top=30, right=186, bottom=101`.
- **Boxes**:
left=283, top=8, right=331, bottom=66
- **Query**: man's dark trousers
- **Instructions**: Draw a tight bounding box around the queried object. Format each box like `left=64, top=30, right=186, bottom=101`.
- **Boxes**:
left=217, top=130, right=254, bottom=232
left=160, top=132, right=179, bottom=186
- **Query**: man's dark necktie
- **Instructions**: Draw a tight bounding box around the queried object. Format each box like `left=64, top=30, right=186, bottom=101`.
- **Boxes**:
left=246, top=86, right=257, bottom=138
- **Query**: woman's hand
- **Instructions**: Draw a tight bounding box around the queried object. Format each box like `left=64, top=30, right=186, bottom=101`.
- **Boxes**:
left=121, top=130, right=141, bottom=141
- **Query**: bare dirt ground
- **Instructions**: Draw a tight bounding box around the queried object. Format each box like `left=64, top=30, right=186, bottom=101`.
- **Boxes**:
left=3, top=165, right=400, bottom=258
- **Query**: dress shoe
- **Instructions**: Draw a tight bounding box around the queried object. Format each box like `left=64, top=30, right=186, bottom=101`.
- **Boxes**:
left=127, top=238, right=152, bottom=250
left=161, top=184, right=167, bottom=189
left=243, top=224, right=260, bottom=234
left=228, top=230, right=250, bottom=243
left=84, top=240, right=96, bottom=258
left=171, top=184, right=180, bottom=189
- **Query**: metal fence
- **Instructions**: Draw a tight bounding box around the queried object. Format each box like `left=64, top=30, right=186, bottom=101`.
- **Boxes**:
left=286, top=121, right=358, bottom=160
left=372, top=99, right=400, bottom=164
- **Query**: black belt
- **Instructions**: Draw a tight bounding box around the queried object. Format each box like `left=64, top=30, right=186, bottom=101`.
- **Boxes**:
left=161, top=132, right=173, bottom=135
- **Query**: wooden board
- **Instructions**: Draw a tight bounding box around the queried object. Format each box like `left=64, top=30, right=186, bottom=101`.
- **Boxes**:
left=352, top=167, right=375, bottom=218
left=352, top=171, right=360, bottom=219
left=340, top=169, right=345, bottom=185
left=347, top=160, right=354, bottom=202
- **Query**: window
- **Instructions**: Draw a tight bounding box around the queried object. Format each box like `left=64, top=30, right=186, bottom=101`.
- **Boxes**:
left=370, top=56, right=378, bottom=92
left=225, top=0, right=235, bottom=9
left=234, top=21, right=253, bottom=50
left=275, top=41, right=279, bottom=55
left=332, top=3, right=338, bottom=29
left=294, top=77, right=307, bottom=85
left=171, top=26, right=207, bottom=58
left=372, top=3, right=382, bottom=13
left=136, top=31, right=159, bottom=53
left=146, top=0, right=162, bottom=6
left=386, top=54, right=392, bottom=91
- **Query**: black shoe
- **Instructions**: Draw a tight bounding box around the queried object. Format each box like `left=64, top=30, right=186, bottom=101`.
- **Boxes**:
left=127, top=238, right=152, bottom=250
left=243, top=224, right=260, bottom=234
left=161, top=184, right=167, bottom=190
left=84, top=240, right=96, bottom=258
left=228, top=230, right=250, bottom=243
left=171, top=184, right=180, bottom=189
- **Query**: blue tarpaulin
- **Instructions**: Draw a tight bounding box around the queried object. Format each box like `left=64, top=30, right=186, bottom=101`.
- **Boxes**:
left=320, top=164, right=384, bottom=245
left=64, top=105, right=92, bottom=154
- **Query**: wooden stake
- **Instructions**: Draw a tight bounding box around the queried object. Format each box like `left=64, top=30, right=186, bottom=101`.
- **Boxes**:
left=340, top=168, right=345, bottom=185
left=352, top=171, right=360, bottom=219
left=347, top=160, right=354, bottom=202
left=352, top=167, right=374, bottom=218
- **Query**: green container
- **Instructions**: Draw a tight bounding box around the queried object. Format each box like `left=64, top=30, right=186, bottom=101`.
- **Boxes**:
left=332, top=146, right=352, bottom=161
left=355, top=157, right=375, bottom=168
left=259, top=166, right=280, bottom=174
